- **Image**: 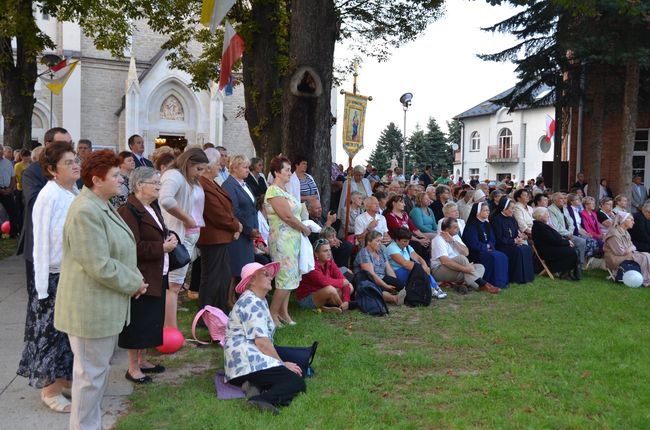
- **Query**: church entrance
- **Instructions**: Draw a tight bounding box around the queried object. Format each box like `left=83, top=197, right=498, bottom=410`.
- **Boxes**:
left=156, top=135, right=188, bottom=151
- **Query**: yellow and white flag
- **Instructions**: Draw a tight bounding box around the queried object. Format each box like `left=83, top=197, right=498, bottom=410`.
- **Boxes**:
left=200, top=0, right=236, bottom=33
left=41, top=61, right=79, bottom=95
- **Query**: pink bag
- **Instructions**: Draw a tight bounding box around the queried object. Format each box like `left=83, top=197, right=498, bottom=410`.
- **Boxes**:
left=191, top=306, right=228, bottom=346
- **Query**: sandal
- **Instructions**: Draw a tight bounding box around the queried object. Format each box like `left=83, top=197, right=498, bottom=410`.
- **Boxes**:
left=41, top=392, right=71, bottom=413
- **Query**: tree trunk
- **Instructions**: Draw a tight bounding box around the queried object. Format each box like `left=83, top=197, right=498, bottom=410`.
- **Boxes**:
left=619, top=59, right=640, bottom=203
left=281, top=0, right=337, bottom=209
left=587, top=64, right=604, bottom=203
left=0, top=33, right=38, bottom=149
left=241, top=1, right=285, bottom=166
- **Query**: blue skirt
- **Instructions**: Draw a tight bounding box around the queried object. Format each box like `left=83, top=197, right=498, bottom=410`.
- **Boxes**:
left=478, top=250, right=509, bottom=289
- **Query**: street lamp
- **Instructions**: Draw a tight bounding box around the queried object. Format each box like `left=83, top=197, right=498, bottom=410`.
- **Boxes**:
left=399, top=92, right=413, bottom=174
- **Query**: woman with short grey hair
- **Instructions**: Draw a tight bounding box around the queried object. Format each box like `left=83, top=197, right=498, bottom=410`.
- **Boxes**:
left=118, top=166, right=178, bottom=383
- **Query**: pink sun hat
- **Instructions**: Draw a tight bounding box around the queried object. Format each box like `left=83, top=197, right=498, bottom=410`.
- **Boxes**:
left=235, top=262, right=281, bottom=294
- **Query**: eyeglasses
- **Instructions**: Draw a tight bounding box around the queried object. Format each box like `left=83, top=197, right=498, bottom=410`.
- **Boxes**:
left=314, top=238, right=330, bottom=251
left=141, top=181, right=162, bottom=186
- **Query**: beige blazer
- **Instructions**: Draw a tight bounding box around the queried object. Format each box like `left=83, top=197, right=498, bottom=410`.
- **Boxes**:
left=54, top=187, right=143, bottom=338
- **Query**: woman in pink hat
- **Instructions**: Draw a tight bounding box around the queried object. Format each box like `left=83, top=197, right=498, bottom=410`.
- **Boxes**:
left=223, top=262, right=306, bottom=414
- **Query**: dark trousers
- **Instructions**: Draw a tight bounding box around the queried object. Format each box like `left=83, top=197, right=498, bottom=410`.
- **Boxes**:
left=382, top=274, right=405, bottom=291
left=189, top=257, right=201, bottom=292
left=230, top=365, right=306, bottom=407
left=198, top=244, right=231, bottom=313
left=0, top=191, right=19, bottom=237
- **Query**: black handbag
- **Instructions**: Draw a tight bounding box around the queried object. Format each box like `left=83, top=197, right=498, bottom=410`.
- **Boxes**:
left=275, top=342, right=318, bottom=377
left=167, top=230, right=191, bottom=271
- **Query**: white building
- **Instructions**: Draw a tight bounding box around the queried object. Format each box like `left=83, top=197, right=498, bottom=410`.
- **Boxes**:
left=5, top=13, right=338, bottom=161
left=454, top=86, right=555, bottom=182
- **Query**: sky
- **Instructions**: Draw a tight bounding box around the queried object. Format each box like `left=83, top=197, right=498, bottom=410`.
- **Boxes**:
left=333, top=0, right=523, bottom=166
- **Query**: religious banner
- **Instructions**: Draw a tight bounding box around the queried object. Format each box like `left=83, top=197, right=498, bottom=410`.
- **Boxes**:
left=342, top=92, right=369, bottom=159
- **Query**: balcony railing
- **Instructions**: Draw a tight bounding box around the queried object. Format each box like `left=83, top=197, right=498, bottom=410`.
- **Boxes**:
left=486, top=144, right=519, bottom=162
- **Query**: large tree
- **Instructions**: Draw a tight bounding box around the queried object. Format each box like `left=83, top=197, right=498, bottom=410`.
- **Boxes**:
left=424, top=117, right=451, bottom=176
left=1, top=0, right=445, bottom=208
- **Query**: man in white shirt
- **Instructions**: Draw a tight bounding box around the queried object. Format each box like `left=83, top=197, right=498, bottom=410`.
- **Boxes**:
left=430, top=217, right=499, bottom=294
left=215, top=146, right=230, bottom=186
left=354, top=196, right=390, bottom=246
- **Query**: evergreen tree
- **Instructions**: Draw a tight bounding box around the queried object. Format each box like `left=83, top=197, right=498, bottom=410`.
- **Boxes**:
left=424, top=117, right=452, bottom=176
left=405, top=125, right=426, bottom=173
left=447, top=119, right=461, bottom=148
left=368, top=122, right=404, bottom=173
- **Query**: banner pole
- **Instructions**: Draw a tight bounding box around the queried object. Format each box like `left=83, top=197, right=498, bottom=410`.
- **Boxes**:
left=343, top=157, right=353, bottom=239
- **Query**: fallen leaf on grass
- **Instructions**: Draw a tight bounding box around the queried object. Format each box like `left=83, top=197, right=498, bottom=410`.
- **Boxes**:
left=446, top=369, right=458, bottom=377
left=494, top=337, right=503, bottom=344
left=581, top=370, right=591, bottom=378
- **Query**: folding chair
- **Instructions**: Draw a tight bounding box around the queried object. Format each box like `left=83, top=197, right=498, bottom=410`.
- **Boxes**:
left=531, top=242, right=555, bottom=280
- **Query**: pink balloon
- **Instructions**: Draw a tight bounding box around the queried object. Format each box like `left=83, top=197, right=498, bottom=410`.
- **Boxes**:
left=156, top=327, right=184, bottom=354
left=1, top=221, right=10, bottom=235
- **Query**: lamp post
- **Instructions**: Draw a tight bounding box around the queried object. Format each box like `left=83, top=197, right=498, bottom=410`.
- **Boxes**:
left=399, top=92, right=413, bottom=174
left=40, top=54, right=62, bottom=128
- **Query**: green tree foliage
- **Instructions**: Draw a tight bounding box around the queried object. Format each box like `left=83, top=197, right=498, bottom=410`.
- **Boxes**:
left=368, top=122, right=403, bottom=173
left=405, top=125, right=426, bottom=173
left=424, top=117, right=452, bottom=176
left=446, top=118, right=461, bottom=148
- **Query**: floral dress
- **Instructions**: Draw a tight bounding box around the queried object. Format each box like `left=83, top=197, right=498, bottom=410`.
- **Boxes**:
left=264, top=185, right=302, bottom=290
left=224, top=290, right=283, bottom=382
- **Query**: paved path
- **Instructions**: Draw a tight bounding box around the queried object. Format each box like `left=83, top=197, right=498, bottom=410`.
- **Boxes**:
left=0, top=255, right=133, bottom=430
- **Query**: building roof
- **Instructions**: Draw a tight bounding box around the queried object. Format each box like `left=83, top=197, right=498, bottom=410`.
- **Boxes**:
left=454, top=84, right=553, bottom=120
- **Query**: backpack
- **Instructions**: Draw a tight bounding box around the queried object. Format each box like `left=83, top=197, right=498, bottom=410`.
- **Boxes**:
left=352, top=270, right=389, bottom=316
left=616, top=260, right=642, bottom=282
left=404, top=263, right=432, bottom=307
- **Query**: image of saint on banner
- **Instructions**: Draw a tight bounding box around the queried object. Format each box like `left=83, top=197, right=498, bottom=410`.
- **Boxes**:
left=342, top=92, right=369, bottom=159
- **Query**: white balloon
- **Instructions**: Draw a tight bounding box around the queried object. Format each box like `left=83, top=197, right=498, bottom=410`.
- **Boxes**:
left=622, top=270, right=644, bottom=288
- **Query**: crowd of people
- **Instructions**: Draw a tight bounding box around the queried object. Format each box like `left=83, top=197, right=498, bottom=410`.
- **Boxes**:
left=4, top=127, right=650, bottom=424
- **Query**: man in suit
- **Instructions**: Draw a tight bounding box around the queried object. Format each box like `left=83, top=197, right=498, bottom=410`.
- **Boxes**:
left=215, top=146, right=229, bottom=185
left=631, top=201, right=650, bottom=252
left=128, top=134, right=153, bottom=168
left=18, top=128, right=71, bottom=282
left=75, top=139, right=93, bottom=189
left=631, top=175, right=647, bottom=214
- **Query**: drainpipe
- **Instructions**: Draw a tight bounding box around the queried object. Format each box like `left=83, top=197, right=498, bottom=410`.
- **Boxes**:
left=459, top=119, right=465, bottom=178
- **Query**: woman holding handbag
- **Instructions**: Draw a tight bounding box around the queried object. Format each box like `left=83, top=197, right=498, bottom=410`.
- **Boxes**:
left=118, top=167, right=178, bottom=383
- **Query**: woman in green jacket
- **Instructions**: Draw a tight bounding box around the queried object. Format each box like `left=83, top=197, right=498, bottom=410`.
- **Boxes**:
left=54, top=150, right=147, bottom=430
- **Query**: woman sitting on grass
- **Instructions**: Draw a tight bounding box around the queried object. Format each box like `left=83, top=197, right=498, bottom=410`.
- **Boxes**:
left=386, top=227, right=447, bottom=299
left=224, top=262, right=306, bottom=415
left=604, top=212, right=650, bottom=286
left=296, top=239, right=354, bottom=313
left=353, top=230, right=406, bottom=305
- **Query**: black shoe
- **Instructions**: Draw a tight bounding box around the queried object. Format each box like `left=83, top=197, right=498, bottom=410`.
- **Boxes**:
left=572, top=264, right=583, bottom=281
left=141, top=364, right=165, bottom=374
left=247, top=399, right=279, bottom=415
left=125, top=371, right=152, bottom=384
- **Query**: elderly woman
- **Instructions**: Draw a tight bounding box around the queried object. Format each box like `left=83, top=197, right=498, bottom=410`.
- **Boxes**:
left=604, top=212, right=650, bottom=286
left=513, top=189, right=534, bottom=236
left=224, top=262, right=306, bottom=414
left=386, top=228, right=447, bottom=299
left=491, top=198, right=535, bottom=284
left=245, top=156, right=268, bottom=198
left=222, top=155, right=258, bottom=306
left=598, top=197, right=615, bottom=235
left=109, top=151, right=136, bottom=209
left=288, top=155, right=319, bottom=203
left=18, top=142, right=78, bottom=412
left=567, top=193, right=602, bottom=259
left=462, top=202, right=509, bottom=289
left=118, top=167, right=178, bottom=384
left=384, top=194, right=430, bottom=255
left=581, top=196, right=604, bottom=253
left=54, top=151, right=147, bottom=428
left=339, top=190, right=363, bottom=239
left=437, top=202, right=466, bottom=236
left=296, top=239, right=353, bottom=312
left=613, top=194, right=629, bottom=214
left=409, top=191, right=437, bottom=234
left=197, top=148, right=242, bottom=313
left=159, top=148, right=208, bottom=329
left=353, top=230, right=405, bottom=305
left=531, top=207, right=580, bottom=279
left=265, top=156, right=312, bottom=327
left=338, top=165, right=373, bottom=220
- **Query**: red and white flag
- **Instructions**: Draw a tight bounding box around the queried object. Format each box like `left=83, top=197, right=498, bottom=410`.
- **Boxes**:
left=545, top=114, right=555, bottom=144
left=219, top=21, right=245, bottom=91
left=50, top=58, right=68, bottom=72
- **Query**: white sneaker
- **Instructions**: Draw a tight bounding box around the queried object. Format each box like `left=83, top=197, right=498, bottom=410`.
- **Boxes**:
left=432, top=286, right=447, bottom=299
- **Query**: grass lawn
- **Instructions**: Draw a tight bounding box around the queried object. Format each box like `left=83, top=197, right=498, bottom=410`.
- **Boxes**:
left=115, top=270, right=650, bottom=429
left=0, top=237, right=17, bottom=260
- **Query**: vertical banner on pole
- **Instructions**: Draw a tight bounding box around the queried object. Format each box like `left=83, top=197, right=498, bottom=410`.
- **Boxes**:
left=342, top=92, right=369, bottom=159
